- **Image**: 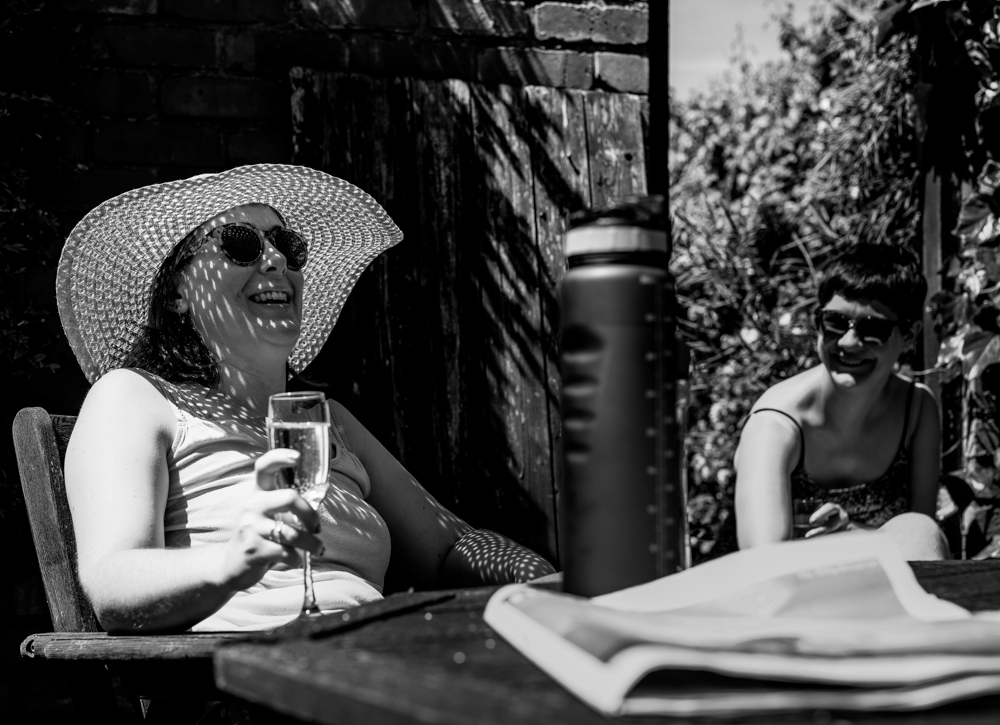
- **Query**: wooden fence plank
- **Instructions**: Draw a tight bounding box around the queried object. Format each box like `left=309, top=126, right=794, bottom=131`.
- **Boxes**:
left=303, top=73, right=417, bottom=461
left=525, top=88, right=593, bottom=281
left=524, top=87, right=594, bottom=563
left=409, top=78, right=471, bottom=499
left=471, top=84, right=557, bottom=559
left=290, top=68, right=323, bottom=171
left=405, top=79, right=554, bottom=550
left=584, top=91, right=647, bottom=207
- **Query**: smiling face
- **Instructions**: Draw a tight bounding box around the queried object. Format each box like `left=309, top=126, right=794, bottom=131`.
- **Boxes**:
left=816, top=294, right=918, bottom=389
left=173, top=203, right=304, bottom=375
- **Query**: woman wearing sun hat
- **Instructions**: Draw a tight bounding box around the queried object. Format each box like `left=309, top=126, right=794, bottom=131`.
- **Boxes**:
left=59, top=164, right=554, bottom=633
left=733, top=243, right=949, bottom=559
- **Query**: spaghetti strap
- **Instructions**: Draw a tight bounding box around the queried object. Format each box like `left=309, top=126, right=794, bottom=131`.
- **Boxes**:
left=750, top=408, right=805, bottom=473
left=326, top=400, right=354, bottom=455
left=897, top=381, right=916, bottom=454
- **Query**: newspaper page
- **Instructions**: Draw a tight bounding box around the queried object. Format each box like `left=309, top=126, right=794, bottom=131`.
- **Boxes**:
left=484, top=532, right=1000, bottom=717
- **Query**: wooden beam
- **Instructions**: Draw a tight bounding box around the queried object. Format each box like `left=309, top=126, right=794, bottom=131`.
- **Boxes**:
left=922, top=170, right=943, bottom=406
left=646, top=0, right=669, bottom=197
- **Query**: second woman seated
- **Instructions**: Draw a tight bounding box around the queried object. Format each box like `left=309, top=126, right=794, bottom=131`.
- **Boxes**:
left=734, top=242, right=948, bottom=560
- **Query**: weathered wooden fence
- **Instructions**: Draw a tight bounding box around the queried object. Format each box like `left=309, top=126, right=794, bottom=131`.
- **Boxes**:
left=290, top=71, right=647, bottom=579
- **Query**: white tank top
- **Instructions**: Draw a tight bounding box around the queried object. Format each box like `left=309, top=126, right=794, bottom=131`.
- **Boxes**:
left=134, top=370, right=391, bottom=631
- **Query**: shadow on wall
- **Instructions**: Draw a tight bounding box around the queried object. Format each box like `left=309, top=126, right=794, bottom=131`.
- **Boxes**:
left=291, top=69, right=647, bottom=580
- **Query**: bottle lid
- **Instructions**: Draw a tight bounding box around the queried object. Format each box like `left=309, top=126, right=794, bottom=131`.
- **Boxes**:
left=566, top=195, right=669, bottom=256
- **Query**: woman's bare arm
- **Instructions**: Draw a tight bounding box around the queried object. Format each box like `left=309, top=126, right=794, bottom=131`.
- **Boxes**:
left=65, top=369, right=321, bottom=632
left=734, top=411, right=802, bottom=548
left=332, top=400, right=554, bottom=588
left=907, top=383, right=941, bottom=517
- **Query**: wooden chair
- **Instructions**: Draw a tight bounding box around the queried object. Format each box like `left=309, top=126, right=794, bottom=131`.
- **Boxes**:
left=13, top=409, right=98, bottom=632
left=12, top=407, right=240, bottom=722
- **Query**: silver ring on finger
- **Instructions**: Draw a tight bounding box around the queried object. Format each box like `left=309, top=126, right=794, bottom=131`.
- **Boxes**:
left=271, top=519, right=285, bottom=545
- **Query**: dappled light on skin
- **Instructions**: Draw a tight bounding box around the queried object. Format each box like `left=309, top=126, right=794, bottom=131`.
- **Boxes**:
left=222, top=369, right=252, bottom=406
left=174, top=203, right=304, bottom=415
left=325, top=478, right=384, bottom=526
left=157, top=380, right=261, bottom=430
left=275, top=476, right=387, bottom=555
left=182, top=243, right=300, bottom=352
left=156, top=378, right=387, bottom=581
left=313, top=475, right=388, bottom=552
left=403, top=473, right=472, bottom=536
left=451, top=529, right=553, bottom=584
left=157, top=379, right=378, bottom=495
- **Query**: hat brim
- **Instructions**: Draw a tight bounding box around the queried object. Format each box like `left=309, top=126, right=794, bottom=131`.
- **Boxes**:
left=57, top=164, right=403, bottom=384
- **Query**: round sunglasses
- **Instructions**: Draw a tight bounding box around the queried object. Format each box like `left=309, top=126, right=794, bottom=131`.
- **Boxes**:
left=813, top=309, right=905, bottom=346
left=205, top=222, right=309, bottom=271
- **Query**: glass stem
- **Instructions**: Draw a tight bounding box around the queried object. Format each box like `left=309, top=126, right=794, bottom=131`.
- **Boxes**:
left=301, top=551, right=320, bottom=615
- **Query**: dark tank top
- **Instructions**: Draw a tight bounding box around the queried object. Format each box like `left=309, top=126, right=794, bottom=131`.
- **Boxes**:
left=753, top=382, right=915, bottom=530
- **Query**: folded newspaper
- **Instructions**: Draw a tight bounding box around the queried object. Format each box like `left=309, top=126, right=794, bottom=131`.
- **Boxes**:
left=484, top=532, right=1000, bottom=717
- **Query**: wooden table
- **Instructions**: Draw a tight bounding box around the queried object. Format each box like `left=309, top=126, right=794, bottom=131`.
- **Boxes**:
left=213, top=561, right=1000, bottom=725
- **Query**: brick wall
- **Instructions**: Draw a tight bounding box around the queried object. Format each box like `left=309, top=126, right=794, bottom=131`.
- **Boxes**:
left=28, top=0, right=648, bottom=215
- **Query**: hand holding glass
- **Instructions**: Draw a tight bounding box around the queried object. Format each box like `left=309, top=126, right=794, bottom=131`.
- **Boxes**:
left=267, top=391, right=331, bottom=616
left=792, top=498, right=820, bottom=536
left=793, top=499, right=852, bottom=538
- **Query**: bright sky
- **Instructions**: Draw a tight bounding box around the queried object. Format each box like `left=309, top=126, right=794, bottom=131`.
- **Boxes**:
left=670, top=0, right=815, bottom=98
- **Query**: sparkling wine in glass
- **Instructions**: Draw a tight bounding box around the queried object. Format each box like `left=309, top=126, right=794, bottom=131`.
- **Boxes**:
left=792, top=497, right=819, bottom=537
left=267, top=391, right=331, bottom=617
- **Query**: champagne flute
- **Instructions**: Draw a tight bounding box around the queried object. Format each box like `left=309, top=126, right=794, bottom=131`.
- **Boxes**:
left=267, top=391, right=331, bottom=617
left=792, top=497, right=820, bottom=538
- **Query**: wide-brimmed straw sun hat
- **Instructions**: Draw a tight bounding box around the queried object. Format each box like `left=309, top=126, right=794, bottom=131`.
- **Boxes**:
left=57, top=164, right=403, bottom=384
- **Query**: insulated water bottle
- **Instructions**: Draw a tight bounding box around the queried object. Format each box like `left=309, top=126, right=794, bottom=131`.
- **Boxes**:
left=559, top=195, right=686, bottom=597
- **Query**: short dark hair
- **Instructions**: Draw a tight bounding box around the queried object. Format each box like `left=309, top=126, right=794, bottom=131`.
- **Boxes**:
left=120, top=227, right=220, bottom=386
left=816, top=243, right=927, bottom=322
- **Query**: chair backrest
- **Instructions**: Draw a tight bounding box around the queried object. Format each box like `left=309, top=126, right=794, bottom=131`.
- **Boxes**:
left=12, top=407, right=100, bottom=632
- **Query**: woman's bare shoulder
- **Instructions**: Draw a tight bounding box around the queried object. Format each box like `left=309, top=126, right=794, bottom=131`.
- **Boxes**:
left=893, top=372, right=939, bottom=424
left=326, top=398, right=362, bottom=436
left=88, top=367, right=166, bottom=397
left=326, top=397, right=351, bottom=419
left=896, top=372, right=937, bottom=401
left=749, top=365, right=824, bottom=418
left=79, top=368, right=176, bottom=434
left=325, top=398, right=375, bottom=455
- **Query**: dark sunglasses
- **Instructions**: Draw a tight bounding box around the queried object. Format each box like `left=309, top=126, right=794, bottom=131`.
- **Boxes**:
left=205, top=222, right=309, bottom=271
left=813, top=309, right=904, bottom=345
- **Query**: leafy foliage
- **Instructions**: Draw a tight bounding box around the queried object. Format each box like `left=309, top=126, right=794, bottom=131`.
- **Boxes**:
left=672, top=0, right=924, bottom=561
left=887, top=0, right=1000, bottom=549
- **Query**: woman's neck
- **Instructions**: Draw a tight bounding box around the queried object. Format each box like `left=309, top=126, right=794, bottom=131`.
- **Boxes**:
left=818, top=368, right=894, bottom=430
left=214, top=361, right=286, bottom=416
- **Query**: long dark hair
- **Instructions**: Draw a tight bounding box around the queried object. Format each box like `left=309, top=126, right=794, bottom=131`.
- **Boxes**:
left=120, top=227, right=220, bottom=386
